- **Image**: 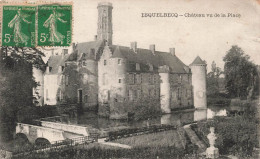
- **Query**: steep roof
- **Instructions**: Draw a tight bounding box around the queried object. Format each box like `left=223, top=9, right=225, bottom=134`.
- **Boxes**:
left=190, top=56, right=206, bottom=65
left=67, top=40, right=104, bottom=61
left=110, top=45, right=189, bottom=73
left=47, top=54, right=70, bottom=74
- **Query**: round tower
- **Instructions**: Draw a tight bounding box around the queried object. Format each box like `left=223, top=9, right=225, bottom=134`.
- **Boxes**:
left=190, top=56, right=207, bottom=109
left=97, top=2, right=113, bottom=45
left=159, top=65, right=171, bottom=113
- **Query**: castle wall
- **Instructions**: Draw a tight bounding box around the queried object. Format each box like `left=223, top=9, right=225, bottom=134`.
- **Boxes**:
left=169, top=73, right=193, bottom=109
left=44, top=74, right=61, bottom=105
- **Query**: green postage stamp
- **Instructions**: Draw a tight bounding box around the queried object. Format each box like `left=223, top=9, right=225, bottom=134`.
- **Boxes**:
left=2, top=6, right=36, bottom=47
left=38, top=5, right=72, bottom=46
left=0, top=4, right=72, bottom=47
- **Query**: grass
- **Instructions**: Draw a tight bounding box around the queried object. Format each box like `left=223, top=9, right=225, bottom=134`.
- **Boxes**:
left=113, top=130, right=185, bottom=148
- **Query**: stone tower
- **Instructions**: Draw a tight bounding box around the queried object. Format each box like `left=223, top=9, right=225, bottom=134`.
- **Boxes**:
left=190, top=56, right=207, bottom=109
left=159, top=65, right=171, bottom=113
left=97, top=2, right=113, bottom=45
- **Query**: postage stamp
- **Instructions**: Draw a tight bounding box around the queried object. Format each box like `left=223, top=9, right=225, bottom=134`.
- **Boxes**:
left=0, top=3, right=72, bottom=47
left=37, top=5, right=72, bottom=47
left=2, top=6, right=36, bottom=47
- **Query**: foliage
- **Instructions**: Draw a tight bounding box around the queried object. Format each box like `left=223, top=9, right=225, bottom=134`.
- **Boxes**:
left=17, top=105, right=58, bottom=124
left=223, top=45, right=258, bottom=98
left=207, top=93, right=231, bottom=106
left=13, top=144, right=190, bottom=159
left=195, top=116, right=258, bottom=157
left=0, top=46, right=45, bottom=141
left=128, top=97, right=162, bottom=120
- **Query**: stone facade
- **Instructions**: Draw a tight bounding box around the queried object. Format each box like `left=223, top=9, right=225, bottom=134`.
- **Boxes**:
left=41, top=2, right=207, bottom=118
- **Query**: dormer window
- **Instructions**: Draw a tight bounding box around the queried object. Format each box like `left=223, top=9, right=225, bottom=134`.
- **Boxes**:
left=118, top=59, right=121, bottom=65
left=104, top=60, right=107, bottom=65
left=91, top=48, right=95, bottom=55
left=136, top=63, right=140, bottom=71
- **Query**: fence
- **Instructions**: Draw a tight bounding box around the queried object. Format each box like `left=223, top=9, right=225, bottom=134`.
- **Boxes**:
left=12, top=135, right=97, bottom=158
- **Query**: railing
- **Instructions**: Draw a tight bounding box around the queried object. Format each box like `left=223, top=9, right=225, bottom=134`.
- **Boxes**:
left=12, top=135, right=97, bottom=157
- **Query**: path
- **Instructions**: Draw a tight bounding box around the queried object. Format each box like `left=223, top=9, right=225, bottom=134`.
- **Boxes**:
left=184, top=124, right=207, bottom=152
left=98, top=138, right=132, bottom=149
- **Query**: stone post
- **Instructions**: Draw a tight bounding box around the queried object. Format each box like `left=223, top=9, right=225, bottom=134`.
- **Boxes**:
left=206, top=127, right=219, bottom=158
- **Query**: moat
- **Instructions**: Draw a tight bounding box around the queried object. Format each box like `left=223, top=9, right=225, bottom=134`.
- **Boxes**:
left=42, top=106, right=228, bottom=132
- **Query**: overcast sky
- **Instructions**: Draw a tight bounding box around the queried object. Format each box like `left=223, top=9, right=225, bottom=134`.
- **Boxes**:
left=45, top=0, right=260, bottom=70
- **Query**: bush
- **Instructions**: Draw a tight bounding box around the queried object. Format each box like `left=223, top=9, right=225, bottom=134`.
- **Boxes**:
left=207, top=93, right=231, bottom=106
left=13, top=145, right=189, bottom=159
left=196, top=116, right=258, bottom=157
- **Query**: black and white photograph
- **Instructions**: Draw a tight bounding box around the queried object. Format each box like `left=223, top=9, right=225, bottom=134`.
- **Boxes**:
left=0, top=0, right=260, bottom=158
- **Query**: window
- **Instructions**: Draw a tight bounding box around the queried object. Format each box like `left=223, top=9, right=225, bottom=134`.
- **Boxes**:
left=118, top=79, right=122, bottom=83
left=149, top=74, right=154, bottom=84
left=128, top=90, right=133, bottom=101
left=65, top=75, right=69, bottom=86
left=179, top=75, right=182, bottom=83
left=83, top=61, right=87, bottom=66
left=49, top=67, right=52, bottom=72
left=118, top=59, right=121, bottom=65
left=177, top=88, right=182, bottom=100
left=136, top=63, right=140, bottom=71
left=104, top=60, right=107, bottom=65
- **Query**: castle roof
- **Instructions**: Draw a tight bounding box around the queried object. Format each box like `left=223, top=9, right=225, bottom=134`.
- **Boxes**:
left=62, top=41, right=190, bottom=74
left=67, top=40, right=104, bottom=61
left=110, top=45, right=189, bottom=73
left=190, top=56, right=206, bottom=65
left=47, top=54, right=70, bottom=74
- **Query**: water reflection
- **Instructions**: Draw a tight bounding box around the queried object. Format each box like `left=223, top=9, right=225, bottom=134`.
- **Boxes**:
left=57, top=107, right=227, bottom=130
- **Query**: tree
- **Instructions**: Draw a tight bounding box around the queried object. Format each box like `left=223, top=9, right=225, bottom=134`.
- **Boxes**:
left=0, top=46, right=45, bottom=141
left=207, top=61, right=224, bottom=96
left=223, top=45, right=257, bottom=99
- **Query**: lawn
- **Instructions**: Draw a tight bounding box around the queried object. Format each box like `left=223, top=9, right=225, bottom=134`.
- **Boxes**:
left=113, top=129, right=186, bottom=148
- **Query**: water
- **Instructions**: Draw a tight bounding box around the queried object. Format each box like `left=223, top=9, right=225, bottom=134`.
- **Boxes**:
left=56, top=106, right=228, bottom=131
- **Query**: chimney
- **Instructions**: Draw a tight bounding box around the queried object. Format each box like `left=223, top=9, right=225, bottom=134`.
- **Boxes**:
left=46, top=66, right=49, bottom=73
left=72, top=43, right=77, bottom=51
left=130, top=42, right=137, bottom=52
left=150, top=44, right=155, bottom=54
left=94, top=35, right=97, bottom=41
left=169, top=48, right=175, bottom=56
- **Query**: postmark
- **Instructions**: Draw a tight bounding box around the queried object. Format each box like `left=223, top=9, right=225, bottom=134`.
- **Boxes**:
left=37, top=5, right=72, bottom=47
left=2, top=5, right=36, bottom=47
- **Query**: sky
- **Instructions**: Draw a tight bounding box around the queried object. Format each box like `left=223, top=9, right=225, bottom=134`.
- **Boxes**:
left=42, top=0, right=260, bottom=70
